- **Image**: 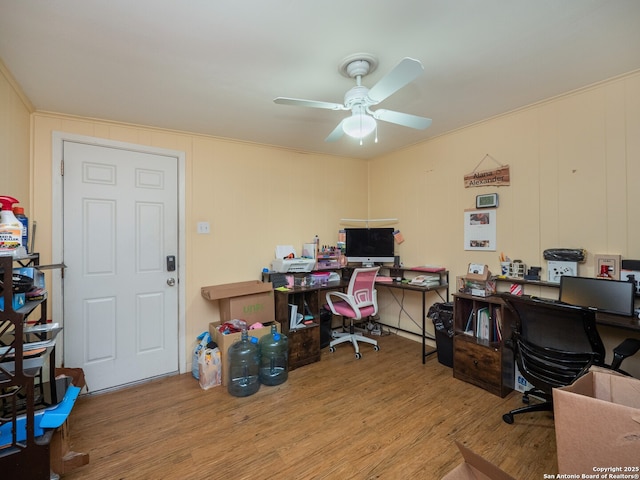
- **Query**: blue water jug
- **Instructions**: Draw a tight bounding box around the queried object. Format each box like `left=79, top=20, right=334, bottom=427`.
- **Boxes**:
left=227, top=329, right=260, bottom=397
left=259, top=325, right=288, bottom=386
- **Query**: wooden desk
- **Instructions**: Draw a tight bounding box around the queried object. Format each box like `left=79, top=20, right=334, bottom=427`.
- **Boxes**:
left=273, top=281, right=348, bottom=335
left=273, top=281, right=347, bottom=370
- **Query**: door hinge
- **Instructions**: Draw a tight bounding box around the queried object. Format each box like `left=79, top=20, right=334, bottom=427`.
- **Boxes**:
left=60, top=159, right=64, bottom=176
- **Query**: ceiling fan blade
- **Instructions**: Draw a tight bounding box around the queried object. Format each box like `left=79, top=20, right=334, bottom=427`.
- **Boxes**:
left=274, top=97, right=345, bottom=110
left=325, top=120, right=345, bottom=142
left=373, top=109, right=432, bottom=130
left=367, top=57, right=424, bottom=104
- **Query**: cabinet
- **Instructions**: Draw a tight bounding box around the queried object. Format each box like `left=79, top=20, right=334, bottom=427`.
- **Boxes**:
left=288, top=323, right=321, bottom=370
left=452, top=293, right=514, bottom=397
left=0, top=254, right=61, bottom=478
left=273, top=280, right=346, bottom=370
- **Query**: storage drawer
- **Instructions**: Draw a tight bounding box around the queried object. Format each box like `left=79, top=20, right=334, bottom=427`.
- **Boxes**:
left=288, top=324, right=320, bottom=370
left=453, top=335, right=505, bottom=397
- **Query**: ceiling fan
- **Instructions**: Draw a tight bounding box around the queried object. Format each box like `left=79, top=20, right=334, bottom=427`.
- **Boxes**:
left=274, top=53, right=432, bottom=144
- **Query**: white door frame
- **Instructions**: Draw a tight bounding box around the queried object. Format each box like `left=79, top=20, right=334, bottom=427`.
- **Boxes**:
left=51, top=132, right=187, bottom=375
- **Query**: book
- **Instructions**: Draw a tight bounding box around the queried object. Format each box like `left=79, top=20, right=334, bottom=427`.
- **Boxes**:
left=495, top=307, right=503, bottom=342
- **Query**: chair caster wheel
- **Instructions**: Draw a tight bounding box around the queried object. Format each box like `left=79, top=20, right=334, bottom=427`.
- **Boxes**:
left=355, top=352, right=362, bottom=359
left=522, top=395, right=530, bottom=404
left=503, top=413, right=514, bottom=424
left=373, top=345, right=380, bottom=351
left=329, top=346, right=335, bottom=353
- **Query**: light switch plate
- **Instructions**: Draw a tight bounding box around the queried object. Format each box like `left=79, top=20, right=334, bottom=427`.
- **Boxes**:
left=197, top=221, right=210, bottom=234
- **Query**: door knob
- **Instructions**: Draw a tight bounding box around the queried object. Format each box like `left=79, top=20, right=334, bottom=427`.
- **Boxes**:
left=167, top=278, right=176, bottom=286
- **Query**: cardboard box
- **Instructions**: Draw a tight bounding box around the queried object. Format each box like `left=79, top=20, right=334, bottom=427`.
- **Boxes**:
left=209, top=320, right=280, bottom=386
left=201, top=280, right=275, bottom=325
left=442, top=441, right=515, bottom=480
left=466, top=263, right=490, bottom=281
left=553, top=370, right=640, bottom=475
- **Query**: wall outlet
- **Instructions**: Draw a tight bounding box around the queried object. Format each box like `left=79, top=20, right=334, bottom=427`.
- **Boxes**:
left=197, top=221, right=210, bottom=234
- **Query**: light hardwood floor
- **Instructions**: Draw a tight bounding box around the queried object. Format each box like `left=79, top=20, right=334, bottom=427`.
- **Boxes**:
left=62, top=333, right=557, bottom=479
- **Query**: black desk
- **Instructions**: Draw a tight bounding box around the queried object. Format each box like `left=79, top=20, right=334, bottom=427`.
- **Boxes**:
left=269, top=268, right=449, bottom=364
left=595, top=311, right=640, bottom=332
left=375, top=279, right=449, bottom=364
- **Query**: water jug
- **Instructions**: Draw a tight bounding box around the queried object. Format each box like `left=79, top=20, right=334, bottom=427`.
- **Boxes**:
left=227, top=328, right=260, bottom=397
left=259, top=325, right=288, bottom=386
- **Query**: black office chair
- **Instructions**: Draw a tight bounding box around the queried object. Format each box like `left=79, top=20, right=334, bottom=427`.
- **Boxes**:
left=501, top=294, right=640, bottom=424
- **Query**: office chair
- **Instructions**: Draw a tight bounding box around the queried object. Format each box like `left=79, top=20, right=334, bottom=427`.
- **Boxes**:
left=324, top=266, right=380, bottom=359
left=501, top=294, right=640, bottom=424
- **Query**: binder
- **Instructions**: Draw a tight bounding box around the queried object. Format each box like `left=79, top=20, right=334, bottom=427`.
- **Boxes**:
left=289, top=303, right=299, bottom=330
left=476, top=307, right=490, bottom=341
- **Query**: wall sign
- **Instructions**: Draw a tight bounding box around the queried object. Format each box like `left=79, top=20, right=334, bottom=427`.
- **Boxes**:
left=464, top=154, right=510, bottom=188
left=464, top=165, right=510, bottom=188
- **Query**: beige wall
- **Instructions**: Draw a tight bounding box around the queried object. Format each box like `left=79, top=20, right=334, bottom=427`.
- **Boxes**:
left=369, top=70, right=640, bottom=375
left=30, top=113, right=369, bottom=362
left=0, top=60, right=31, bottom=211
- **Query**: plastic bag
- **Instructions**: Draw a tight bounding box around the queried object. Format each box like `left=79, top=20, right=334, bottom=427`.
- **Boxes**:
left=192, top=331, right=211, bottom=379
left=198, top=344, right=222, bottom=390
left=428, top=302, right=455, bottom=338
left=543, top=248, right=586, bottom=262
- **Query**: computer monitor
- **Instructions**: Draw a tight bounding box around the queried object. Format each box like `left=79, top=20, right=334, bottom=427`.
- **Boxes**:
left=345, top=228, right=395, bottom=266
left=559, top=275, right=635, bottom=317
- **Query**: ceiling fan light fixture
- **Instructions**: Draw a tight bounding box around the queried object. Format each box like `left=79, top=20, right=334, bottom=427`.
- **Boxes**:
left=342, top=113, right=377, bottom=139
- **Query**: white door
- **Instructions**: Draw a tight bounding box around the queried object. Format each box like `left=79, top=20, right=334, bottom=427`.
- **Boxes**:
left=62, top=141, right=179, bottom=392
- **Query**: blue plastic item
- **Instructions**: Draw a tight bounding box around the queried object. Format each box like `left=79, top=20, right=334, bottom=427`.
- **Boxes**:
left=0, top=385, right=81, bottom=444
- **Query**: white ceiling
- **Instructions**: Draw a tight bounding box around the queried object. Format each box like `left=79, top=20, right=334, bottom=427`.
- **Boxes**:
left=1, top=1, right=640, bottom=160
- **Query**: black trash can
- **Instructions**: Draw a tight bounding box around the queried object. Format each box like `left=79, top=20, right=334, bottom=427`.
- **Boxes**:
left=428, top=302, right=454, bottom=367
left=320, top=307, right=333, bottom=349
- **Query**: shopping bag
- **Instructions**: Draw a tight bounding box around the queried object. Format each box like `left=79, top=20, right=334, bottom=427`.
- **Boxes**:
left=198, top=345, right=222, bottom=390
left=192, top=331, right=211, bottom=379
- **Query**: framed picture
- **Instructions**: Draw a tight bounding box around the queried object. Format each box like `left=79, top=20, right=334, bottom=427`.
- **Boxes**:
left=593, top=254, right=621, bottom=280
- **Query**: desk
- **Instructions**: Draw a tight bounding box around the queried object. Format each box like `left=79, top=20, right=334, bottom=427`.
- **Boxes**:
left=273, top=281, right=348, bottom=335
left=493, top=277, right=640, bottom=333
left=270, top=268, right=449, bottom=364
left=375, top=274, right=450, bottom=364
left=595, top=311, right=640, bottom=332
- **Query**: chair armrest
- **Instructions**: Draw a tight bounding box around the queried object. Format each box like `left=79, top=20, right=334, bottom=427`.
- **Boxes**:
left=325, top=291, right=362, bottom=319
left=611, top=338, right=640, bottom=371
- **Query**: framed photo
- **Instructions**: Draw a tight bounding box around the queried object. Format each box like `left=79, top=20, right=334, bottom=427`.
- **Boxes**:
left=593, top=254, right=621, bottom=280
